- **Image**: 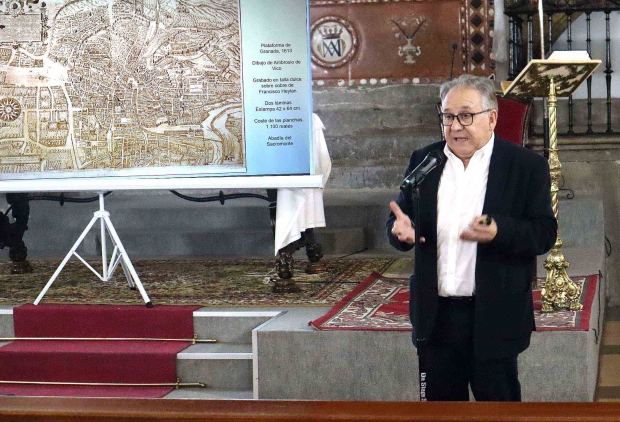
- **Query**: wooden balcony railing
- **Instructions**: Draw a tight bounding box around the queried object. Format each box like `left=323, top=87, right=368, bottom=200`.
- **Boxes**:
left=2, top=397, right=620, bottom=422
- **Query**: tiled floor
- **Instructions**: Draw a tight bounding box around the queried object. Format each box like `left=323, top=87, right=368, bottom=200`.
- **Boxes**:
left=596, top=307, right=620, bottom=401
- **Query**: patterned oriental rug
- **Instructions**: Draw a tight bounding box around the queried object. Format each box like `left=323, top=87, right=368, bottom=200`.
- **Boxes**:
left=0, top=258, right=396, bottom=306
left=309, top=273, right=599, bottom=331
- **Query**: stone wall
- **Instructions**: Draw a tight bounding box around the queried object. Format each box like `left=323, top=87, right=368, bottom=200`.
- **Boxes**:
left=314, top=84, right=443, bottom=190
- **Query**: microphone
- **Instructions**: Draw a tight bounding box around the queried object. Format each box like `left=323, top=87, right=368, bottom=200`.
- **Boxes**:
left=400, top=150, right=445, bottom=190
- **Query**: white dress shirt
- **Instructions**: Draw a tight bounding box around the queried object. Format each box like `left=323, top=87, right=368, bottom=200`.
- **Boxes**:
left=436, top=135, right=494, bottom=297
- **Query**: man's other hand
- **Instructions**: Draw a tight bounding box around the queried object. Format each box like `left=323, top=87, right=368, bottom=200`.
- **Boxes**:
left=390, top=201, right=423, bottom=245
left=460, top=215, right=497, bottom=243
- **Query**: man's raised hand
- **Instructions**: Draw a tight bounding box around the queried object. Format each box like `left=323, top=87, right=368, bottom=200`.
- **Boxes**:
left=390, top=201, right=423, bottom=245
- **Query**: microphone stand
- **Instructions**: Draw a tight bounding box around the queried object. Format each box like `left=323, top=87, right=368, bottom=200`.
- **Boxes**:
left=412, top=185, right=422, bottom=290
left=401, top=177, right=422, bottom=303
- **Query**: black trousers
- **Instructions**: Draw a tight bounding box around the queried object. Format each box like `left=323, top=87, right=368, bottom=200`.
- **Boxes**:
left=417, top=296, right=522, bottom=402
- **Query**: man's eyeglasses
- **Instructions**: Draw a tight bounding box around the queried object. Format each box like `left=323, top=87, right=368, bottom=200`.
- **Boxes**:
left=438, top=109, right=492, bottom=127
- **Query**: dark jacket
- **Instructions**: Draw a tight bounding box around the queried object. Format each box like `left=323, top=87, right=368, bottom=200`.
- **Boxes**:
left=386, top=137, right=557, bottom=360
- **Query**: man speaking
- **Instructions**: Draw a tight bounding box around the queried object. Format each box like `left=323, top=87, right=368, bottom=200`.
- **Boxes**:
left=387, top=74, right=557, bottom=401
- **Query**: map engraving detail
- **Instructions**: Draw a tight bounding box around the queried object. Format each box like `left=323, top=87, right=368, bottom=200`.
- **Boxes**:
left=0, top=0, right=244, bottom=177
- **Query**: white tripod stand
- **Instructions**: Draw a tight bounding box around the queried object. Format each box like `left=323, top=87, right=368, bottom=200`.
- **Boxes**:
left=34, top=192, right=153, bottom=307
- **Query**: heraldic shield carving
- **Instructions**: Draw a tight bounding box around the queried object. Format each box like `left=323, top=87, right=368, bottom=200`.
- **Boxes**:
left=310, top=16, right=358, bottom=68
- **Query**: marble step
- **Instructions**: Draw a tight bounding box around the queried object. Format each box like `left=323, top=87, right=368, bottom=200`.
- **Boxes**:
left=176, top=343, right=254, bottom=391
left=193, top=310, right=278, bottom=344
left=0, top=308, right=284, bottom=398
left=164, top=387, right=253, bottom=400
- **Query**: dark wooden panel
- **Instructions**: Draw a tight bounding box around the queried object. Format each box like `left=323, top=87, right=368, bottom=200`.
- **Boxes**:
left=309, top=0, right=496, bottom=86
left=2, top=397, right=620, bottom=421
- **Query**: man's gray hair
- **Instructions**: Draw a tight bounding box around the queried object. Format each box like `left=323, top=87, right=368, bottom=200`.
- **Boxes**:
left=439, top=74, right=498, bottom=110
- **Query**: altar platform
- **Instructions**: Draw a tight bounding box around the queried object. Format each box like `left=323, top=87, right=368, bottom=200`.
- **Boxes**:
left=256, top=195, right=605, bottom=402
left=0, top=287, right=604, bottom=402
left=0, top=195, right=606, bottom=402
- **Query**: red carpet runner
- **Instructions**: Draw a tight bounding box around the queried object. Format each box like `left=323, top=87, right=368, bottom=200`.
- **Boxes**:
left=0, top=304, right=200, bottom=398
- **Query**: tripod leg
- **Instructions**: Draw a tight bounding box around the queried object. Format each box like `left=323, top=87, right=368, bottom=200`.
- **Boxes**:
left=100, top=211, right=108, bottom=280
left=106, top=246, right=121, bottom=280
left=34, top=215, right=100, bottom=305
left=104, top=235, right=130, bottom=288
left=104, top=224, right=136, bottom=289
left=120, top=259, right=136, bottom=290
left=103, top=215, right=152, bottom=307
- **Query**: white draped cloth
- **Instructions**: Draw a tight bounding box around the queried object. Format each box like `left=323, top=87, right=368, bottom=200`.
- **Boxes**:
left=274, top=114, right=331, bottom=254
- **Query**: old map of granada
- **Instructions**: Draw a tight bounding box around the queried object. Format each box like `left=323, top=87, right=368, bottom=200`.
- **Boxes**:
left=0, top=0, right=243, bottom=179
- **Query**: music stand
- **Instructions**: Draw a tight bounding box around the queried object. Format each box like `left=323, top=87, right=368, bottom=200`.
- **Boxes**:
left=34, top=192, right=153, bottom=307
left=501, top=55, right=600, bottom=312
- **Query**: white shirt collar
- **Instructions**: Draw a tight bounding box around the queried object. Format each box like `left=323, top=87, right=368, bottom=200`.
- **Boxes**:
left=443, top=133, right=495, bottom=165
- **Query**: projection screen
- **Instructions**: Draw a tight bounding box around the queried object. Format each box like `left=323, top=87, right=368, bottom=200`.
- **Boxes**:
left=0, top=0, right=321, bottom=191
